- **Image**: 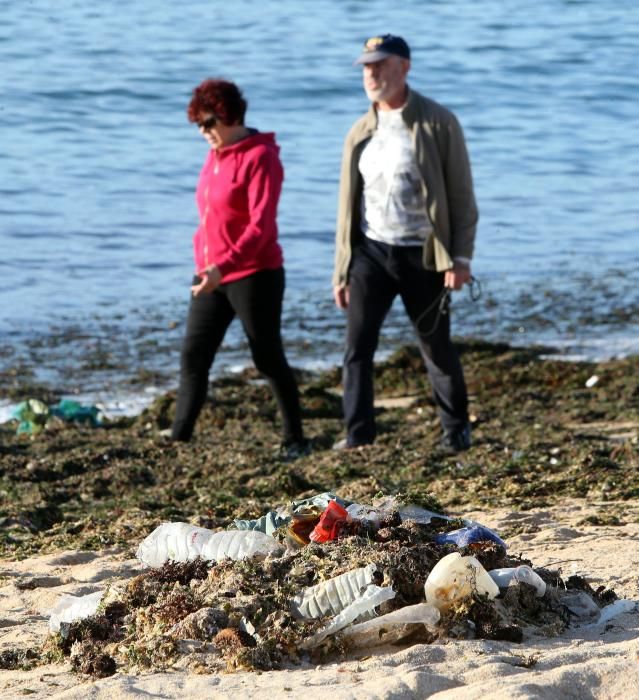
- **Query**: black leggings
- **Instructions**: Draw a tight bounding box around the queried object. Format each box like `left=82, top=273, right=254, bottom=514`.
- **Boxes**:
left=171, top=267, right=303, bottom=443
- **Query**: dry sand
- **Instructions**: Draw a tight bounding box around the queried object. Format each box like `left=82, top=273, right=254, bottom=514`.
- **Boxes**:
left=2, top=498, right=638, bottom=700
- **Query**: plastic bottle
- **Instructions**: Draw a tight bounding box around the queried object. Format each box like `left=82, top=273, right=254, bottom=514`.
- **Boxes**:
left=424, top=552, right=499, bottom=611
left=291, top=563, right=379, bottom=619
left=136, top=522, right=283, bottom=567
left=341, top=602, right=440, bottom=649
left=49, top=590, right=103, bottom=632
left=301, top=584, right=396, bottom=649
left=488, top=565, right=546, bottom=597
left=201, top=529, right=283, bottom=562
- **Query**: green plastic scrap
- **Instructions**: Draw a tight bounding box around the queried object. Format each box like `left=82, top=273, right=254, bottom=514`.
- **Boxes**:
left=11, top=399, right=50, bottom=434
left=10, top=398, right=100, bottom=434
left=233, top=511, right=289, bottom=536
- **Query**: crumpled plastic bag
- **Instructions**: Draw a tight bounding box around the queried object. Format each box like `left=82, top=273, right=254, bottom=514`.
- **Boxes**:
left=435, top=524, right=507, bottom=550
left=233, top=511, right=289, bottom=536
left=49, top=399, right=100, bottom=427
left=291, top=492, right=351, bottom=513
left=49, top=590, right=103, bottom=632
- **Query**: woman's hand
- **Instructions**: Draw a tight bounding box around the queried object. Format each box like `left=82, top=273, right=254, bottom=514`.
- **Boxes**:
left=191, top=266, right=222, bottom=296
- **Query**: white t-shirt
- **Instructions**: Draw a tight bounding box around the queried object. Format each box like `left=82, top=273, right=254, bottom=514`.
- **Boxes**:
left=359, top=108, right=433, bottom=246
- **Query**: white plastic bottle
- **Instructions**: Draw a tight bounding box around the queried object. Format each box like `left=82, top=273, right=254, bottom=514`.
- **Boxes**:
left=301, top=584, right=396, bottom=649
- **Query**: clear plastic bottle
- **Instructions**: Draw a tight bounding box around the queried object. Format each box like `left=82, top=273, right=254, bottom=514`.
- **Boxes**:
left=341, top=602, right=440, bottom=649
left=136, top=522, right=283, bottom=567
left=301, top=584, right=396, bottom=649
left=290, top=562, right=379, bottom=619
left=488, top=565, right=546, bottom=597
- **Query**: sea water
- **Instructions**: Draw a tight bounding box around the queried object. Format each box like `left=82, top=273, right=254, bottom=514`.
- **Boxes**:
left=1, top=0, right=638, bottom=408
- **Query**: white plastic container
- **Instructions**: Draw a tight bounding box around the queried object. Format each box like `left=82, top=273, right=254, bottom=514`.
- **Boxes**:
left=290, top=563, right=378, bottom=619
left=424, top=552, right=499, bottom=611
left=489, top=565, right=546, bottom=597
left=49, top=590, right=103, bottom=632
left=136, top=522, right=283, bottom=567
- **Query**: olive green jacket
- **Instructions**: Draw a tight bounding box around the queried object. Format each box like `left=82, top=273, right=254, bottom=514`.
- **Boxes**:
left=333, top=87, right=478, bottom=287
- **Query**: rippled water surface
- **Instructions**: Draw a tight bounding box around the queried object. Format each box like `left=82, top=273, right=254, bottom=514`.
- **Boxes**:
left=1, top=0, right=638, bottom=401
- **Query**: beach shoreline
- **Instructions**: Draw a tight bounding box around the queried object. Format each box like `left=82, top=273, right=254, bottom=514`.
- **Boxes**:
left=1, top=341, right=638, bottom=698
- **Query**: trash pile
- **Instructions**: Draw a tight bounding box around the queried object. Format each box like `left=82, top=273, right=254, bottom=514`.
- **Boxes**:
left=44, top=492, right=627, bottom=679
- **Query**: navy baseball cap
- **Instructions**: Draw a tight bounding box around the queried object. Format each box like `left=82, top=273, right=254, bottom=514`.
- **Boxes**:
left=355, top=34, right=411, bottom=64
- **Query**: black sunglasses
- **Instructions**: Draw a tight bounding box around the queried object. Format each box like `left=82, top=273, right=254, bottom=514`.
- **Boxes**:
left=197, top=115, right=218, bottom=131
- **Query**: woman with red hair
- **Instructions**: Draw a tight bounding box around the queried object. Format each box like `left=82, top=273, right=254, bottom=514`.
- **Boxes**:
left=171, top=78, right=307, bottom=457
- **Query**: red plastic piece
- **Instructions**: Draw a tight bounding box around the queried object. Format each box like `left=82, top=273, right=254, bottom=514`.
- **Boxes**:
left=309, top=500, right=349, bottom=543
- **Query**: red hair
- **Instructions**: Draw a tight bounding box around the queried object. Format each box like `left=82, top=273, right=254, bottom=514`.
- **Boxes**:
left=187, top=79, right=247, bottom=125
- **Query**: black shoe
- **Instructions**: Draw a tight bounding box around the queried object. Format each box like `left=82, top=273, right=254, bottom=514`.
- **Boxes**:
left=441, top=423, right=472, bottom=454
left=279, top=438, right=312, bottom=460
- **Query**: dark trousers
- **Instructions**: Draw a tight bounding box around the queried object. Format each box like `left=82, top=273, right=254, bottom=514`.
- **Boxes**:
left=343, top=237, right=469, bottom=446
left=171, top=267, right=303, bottom=443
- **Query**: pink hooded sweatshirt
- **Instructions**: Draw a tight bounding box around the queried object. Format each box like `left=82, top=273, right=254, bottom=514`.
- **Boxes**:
left=192, top=131, right=284, bottom=283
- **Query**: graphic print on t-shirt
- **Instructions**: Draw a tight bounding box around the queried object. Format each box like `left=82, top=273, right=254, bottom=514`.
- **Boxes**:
left=359, top=109, right=432, bottom=245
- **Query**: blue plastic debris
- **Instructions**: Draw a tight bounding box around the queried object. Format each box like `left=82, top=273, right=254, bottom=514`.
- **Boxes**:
left=435, top=524, right=507, bottom=550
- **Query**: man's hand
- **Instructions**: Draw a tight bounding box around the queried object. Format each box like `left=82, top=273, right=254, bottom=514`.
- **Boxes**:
left=444, top=261, right=471, bottom=291
left=191, top=266, right=222, bottom=297
left=333, top=285, right=350, bottom=310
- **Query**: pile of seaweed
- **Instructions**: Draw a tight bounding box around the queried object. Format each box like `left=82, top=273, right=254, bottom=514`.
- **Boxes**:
left=1, top=342, right=637, bottom=561
left=39, top=495, right=617, bottom=679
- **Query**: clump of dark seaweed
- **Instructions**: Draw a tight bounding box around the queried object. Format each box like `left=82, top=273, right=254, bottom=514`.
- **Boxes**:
left=0, top=647, right=39, bottom=671
left=42, top=611, right=123, bottom=678
left=70, top=644, right=117, bottom=679
left=564, top=574, right=618, bottom=606
left=146, top=557, right=212, bottom=586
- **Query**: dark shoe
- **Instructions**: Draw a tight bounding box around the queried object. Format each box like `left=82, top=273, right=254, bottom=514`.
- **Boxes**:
left=279, top=439, right=312, bottom=460
left=441, top=423, right=472, bottom=454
